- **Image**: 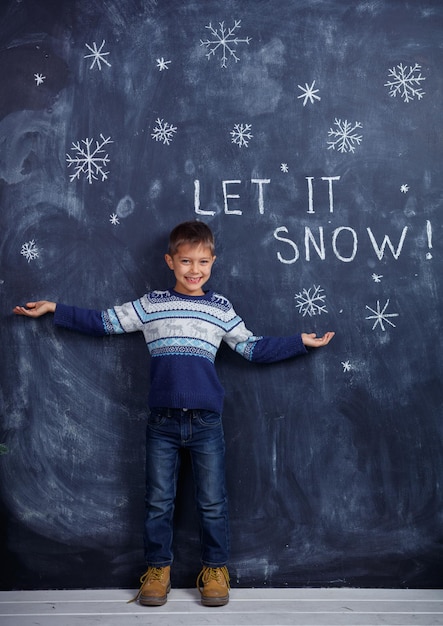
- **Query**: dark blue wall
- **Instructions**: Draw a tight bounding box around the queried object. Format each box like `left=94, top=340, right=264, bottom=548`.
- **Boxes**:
left=1, top=0, right=443, bottom=589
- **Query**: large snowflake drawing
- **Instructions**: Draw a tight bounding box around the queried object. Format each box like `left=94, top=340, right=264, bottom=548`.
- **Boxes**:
left=84, top=40, right=111, bottom=70
left=230, top=123, right=253, bottom=147
left=327, top=118, right=363, bottom=153
left=365, top=299, right=399, bottom=331
left=295, top=285, right=328, bottom=317
left=21, top=239, right=39, bottom=262
left=200, top=20, right=251, bottom=68
left=384, top=63, right=425, bottom=103
left=66, top=134, right=113, bottom=184
left=151, top=118, right=177, bottom=145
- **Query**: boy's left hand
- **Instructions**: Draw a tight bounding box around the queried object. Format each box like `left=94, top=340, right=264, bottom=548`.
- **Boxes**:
left=301, top=331, right=335, bottom=348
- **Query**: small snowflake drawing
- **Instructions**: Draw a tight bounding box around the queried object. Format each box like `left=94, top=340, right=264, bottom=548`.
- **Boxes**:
left=365, top=299, right=399, bottom=331
left=384, top=63, right=425, bottom=103
left=341, top=360, right=352, bottom=372
left=34, top=73, right=46, bottom=85
left=230, top=123, right=253, bottom=147
left=327, top=118, right=363, bottom=153
left=21, top=240, right=39, bottom=263
left=280, top=163, right=289, bottom=173
left=371, top=273, right=383, bottom=283
left=151, top=118, right=177, bottom=145
left=66, top=134, right=113, bottom=184
left=200, top=20, right=251, bottom=68
left=156, top=57, right=171, bottom=71
left=84, top=40, right=111, bottom=70
left=110, top=213, right=120, bottom=225
left=294, top=285, right=328, bottom=317
left=400, top=184, right=409, bottom=193
left=297, top=80, right=321, bottom=106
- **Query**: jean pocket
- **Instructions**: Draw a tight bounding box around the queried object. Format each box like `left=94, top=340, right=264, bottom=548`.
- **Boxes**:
left=196, top=410, right=222, bottom=428
left=147, top=410, right=168, bottom=428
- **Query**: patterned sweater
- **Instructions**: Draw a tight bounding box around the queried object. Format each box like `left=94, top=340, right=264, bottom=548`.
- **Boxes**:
left=54, top=289, right=307, bottom=413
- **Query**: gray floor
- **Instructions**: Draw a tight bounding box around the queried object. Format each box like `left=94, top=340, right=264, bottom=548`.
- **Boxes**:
left=1, top=588, right=443, bottom=625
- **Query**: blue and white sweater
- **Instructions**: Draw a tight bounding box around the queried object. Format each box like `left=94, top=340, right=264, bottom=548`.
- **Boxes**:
left=54, top=289, right=307, bottom=413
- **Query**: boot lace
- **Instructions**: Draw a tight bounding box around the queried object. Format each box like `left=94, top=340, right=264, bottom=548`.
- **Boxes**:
left=196, top=566, right=230, bottom=590
left=128, top=567, right=165, bottom=603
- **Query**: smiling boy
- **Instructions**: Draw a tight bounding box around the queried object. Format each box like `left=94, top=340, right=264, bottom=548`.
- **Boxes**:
left=13, top=220, right=334, bottom=607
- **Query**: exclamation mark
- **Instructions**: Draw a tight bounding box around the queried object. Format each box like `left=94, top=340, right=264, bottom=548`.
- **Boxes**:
left=426, top=220, right=433, bottom=259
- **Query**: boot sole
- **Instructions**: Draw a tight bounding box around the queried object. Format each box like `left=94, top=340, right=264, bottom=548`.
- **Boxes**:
left=201, top=594, right=229, bottom=607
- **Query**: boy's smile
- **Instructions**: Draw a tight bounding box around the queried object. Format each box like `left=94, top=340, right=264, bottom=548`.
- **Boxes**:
left=165, top=243, right=216, bottom=296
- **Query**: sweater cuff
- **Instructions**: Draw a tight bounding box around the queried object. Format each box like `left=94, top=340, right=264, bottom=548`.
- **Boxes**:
left=53, top=303, right=73, bottom=329
left=294, top=333, right=308, bottom=355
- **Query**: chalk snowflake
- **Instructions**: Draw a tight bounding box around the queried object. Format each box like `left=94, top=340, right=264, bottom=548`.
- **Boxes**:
left=156, top=57, right=171, bottom=71
left=84, top=40, right=111, bottom=70
left=66, top=134, right=113, bottom=184
left=341, top=360, right=352, bottom=372
left=21, top=239, right=39, bottom=262
left=280, top=163, right=289, bottom=173
left=384, top=63, right=425, bottom=103
left=400, top=184, right=409, bottom=193
left=151, top=118, right=177, bottom=145
left=34, top=73, right=45, bottom=85
left=110, top=213, right=120, bottom=225
left=230, top=123, right=253, bottom=147
left=297, top=80, right=321, bottom=106
left=371, top=273, right=383, bottom=283
left=365, top=299, right=399, bottom=331
left=327, top=118, right=363, bottom=153
left=200, top=20, right=251, bottom=68
left=295, top=285, right=328, bottom=317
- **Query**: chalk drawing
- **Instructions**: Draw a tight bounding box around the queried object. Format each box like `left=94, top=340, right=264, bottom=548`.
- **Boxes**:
left=151, top=118, right=177, bottom=145
left=280, top=163, right=289, bottom=173
left=34, top=73, right=45, bottom=85
left=384, top=63, right=425, bottom=103
left=426, top=220, right=433, bottom=259
left=327, top=119, right=363, bottom=153
left=110, top=213, right=120, bottom=225
left=365, top=299, right=399, bottom=331
left=400, top=184, right=409, bottom=193
left=297, top=80, right=321, bottom=106
left=66, top=135, right=113, bottom=184
left=294, top=285, right=328, bottom=317
left=230, top=123, right=253, bottom=147
left=20, top=240, right=39, bottom=262
left=341, top=360, right=352, bottom=372
left=371, top=273, right=383, bottom=283
left=200, top=20, right=251, bottom=68
left=156, top=57, right=171, bottom=71
left=84, top=40, right=111, bottom=70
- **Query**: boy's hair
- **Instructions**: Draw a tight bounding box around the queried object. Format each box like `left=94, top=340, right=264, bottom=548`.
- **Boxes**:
left=168, top=221, right=215, bottom=256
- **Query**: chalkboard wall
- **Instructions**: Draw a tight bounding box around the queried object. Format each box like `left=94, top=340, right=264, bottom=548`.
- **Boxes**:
left=1, top=0, right=443, bottom=590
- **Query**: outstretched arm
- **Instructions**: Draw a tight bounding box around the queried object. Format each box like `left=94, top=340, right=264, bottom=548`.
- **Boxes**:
left=301, top=331, right=335, bottom=348
left=13, top=301, right=56, bottom=318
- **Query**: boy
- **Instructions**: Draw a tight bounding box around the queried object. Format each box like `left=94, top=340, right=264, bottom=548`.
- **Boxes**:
left=13, top=220, right=334, bottom=607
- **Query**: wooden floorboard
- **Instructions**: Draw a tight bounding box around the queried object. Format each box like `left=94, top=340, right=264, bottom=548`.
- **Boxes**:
left=0, top=588, right=442, bottom=625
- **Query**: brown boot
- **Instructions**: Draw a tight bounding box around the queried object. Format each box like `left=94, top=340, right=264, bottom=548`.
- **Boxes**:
left=131, top=566, right=171, bottom=606
left=196, top=566, right=230, bottom=606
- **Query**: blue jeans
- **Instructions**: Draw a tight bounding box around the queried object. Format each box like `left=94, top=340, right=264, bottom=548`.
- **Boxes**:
left=144, top=408, right=229, bottom=568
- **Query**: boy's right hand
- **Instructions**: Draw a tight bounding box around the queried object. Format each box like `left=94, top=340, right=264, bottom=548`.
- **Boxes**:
left=13, top=301, right=56, bottom=317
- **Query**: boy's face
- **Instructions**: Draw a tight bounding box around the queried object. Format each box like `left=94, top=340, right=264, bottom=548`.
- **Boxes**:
left=165, top=243, right=216, bottom=296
